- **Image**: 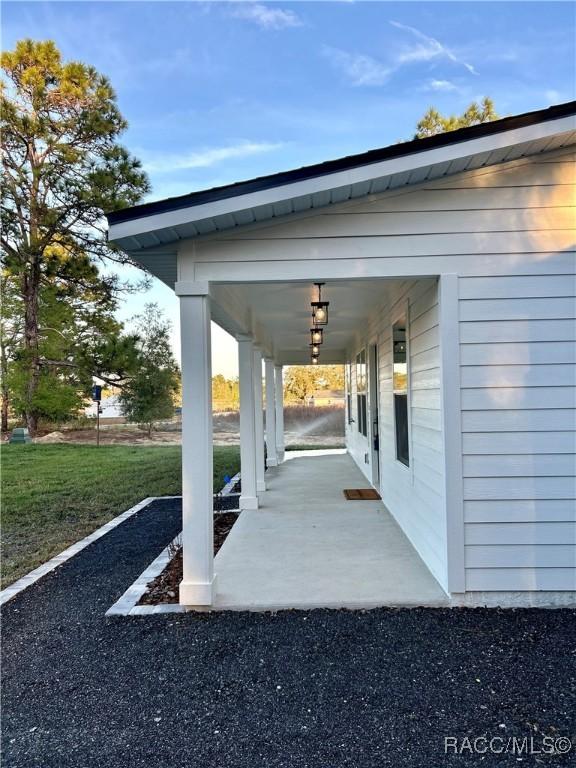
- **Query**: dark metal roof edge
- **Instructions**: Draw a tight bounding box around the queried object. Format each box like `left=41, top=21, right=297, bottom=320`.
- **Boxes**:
left=107, top=101, right=576, bottom=227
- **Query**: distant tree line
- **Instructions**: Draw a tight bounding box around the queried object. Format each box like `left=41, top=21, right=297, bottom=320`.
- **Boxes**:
left=211, top=365, right=345, bottom=411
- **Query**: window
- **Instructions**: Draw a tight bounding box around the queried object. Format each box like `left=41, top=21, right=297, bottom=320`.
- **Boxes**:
left=393, top=321, right=410, bottom=466
left=346, top=363, right=353, bottom=424
left=356, top=349, right=367, bottom=437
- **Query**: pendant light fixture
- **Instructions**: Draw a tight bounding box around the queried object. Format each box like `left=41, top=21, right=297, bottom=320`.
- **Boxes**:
left=310, top=327, right=324, bottom=346
left=311, top=282, right=329, bottom=326
left=309, top=343, right=320, bottom=356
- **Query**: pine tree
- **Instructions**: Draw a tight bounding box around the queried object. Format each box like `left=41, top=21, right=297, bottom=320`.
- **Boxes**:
left=1, top=40, right=150, bottom=432
left=414, top=97, right=499, bottom=138
left=118, top=304, right=180, bottom=436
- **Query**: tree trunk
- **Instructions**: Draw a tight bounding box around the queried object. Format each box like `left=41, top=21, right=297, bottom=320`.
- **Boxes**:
left=22, top=260, right=41, bottom=435
left=0, top=340, right=9, bottom=433
left=1, top=392, right=8, bottom=434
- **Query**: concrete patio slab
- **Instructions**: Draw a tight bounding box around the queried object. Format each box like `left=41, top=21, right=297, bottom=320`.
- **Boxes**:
left=213, top=453, right=449, bottom=610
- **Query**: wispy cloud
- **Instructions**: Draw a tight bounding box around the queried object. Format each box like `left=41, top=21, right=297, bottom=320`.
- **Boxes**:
left=323, top=20, right=478, bottom=88
left=322, top=46, right=391, bottom=87
left=426, top=78, right=460, bottom=92
left=231, top=3, right=302, bottom=30
left=142, top=141, right=284, bottom=173
left=390, top=20, right=478, bottom=75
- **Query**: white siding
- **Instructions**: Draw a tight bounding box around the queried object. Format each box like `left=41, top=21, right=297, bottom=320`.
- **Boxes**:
left=459, top=269, right=576, bottom=592
left=346, top=278, right=448, bottom=591
left=184, top=144, right=576, bottom=596
left=451, top=150, right=576, bottom=591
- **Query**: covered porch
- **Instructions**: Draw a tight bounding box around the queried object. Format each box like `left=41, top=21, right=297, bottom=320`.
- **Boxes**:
left=214, top=451, right=448, bottom=610
left=174, top=272, right=458, bottom=609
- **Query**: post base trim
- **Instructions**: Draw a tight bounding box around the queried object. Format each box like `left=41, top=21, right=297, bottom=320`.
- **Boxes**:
left=179, top=575, right=216, bottom=606
left=257, top=480, right=267, bottom=492
left=240, top=494, right=259, bottom=510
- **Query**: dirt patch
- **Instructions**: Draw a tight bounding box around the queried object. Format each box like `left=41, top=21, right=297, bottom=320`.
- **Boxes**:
left=34, top=431, right=68, bottom=443
left=31, top=428, right=182, bottom=446
left=139, top=512, right=239, bottom=605
left=12, top=405, right=345, bottom=447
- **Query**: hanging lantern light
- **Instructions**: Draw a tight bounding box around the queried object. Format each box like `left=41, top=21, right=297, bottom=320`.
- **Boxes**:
left=311, top=282, right=329, bottom=326
left=309, top=343, right=320, bottom=356
left=311, top=354, right=319, bottom=365
left=310, top=327, right=324, bottom=346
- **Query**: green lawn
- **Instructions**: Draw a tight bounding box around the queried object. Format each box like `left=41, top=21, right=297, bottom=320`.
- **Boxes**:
left=1, top=444, right=240, bottom=586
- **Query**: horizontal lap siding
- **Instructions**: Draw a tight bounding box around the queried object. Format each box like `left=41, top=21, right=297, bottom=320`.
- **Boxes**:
left=376, top=279, right=448, bottom=589
left=190, top=150, right=576, bottom=278
left=459, top=151, right=576, bottom=591
left=190, top=147, right=576, bottom=595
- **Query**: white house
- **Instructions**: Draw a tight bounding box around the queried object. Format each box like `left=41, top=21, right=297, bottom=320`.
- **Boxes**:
left=107, top=102, right=576, bottom=610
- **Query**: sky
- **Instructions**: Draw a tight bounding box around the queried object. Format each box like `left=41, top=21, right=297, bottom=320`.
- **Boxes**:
left=3, top=0, right=575, bottom=377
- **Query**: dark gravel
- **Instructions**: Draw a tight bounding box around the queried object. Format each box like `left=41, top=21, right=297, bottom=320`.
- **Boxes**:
left=214, top=493, right=240, bottom=512
left=2, top=498, right=575, bottom=768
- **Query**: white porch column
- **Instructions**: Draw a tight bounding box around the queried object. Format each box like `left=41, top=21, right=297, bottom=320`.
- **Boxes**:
left=176, top=281, right=214, bottom=606
left=253, top=346, right=266, bottom=492
left=274, top=364, right=285, bottom=462
left=238, top=335, right=259, bottom=510
left=264, top=358, right=278, bottom=467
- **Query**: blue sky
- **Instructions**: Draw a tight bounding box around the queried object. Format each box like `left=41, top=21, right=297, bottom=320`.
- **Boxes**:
left=4, top=1, right=575, bottom=376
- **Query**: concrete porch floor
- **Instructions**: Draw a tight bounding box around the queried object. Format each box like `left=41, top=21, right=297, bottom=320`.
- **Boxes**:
left=213, top=452, right=449, bottom=610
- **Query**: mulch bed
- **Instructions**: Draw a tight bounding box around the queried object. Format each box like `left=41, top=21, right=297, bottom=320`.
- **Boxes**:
left=139, top=512, right=239, bottom=605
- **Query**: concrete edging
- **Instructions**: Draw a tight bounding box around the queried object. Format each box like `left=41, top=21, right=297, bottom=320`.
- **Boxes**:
left=106, top=534, right=186, bottom=616
left=0, top=496, right=164, bottom=606
left=1, top=472, right=242, bottom=609
left=106, top=471, right=242, bottom=616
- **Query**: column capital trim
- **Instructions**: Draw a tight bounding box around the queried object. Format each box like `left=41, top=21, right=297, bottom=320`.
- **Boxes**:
left=175, top=281, right=210, bottom=296
left=236, top=333, right=253, bottom=343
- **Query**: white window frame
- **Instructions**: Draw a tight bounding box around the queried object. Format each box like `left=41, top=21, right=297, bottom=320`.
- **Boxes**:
left=356, top=348, right=368, bottom=438
left=391, top=301, right=413, bottom=479
left=345, top=362, right=353, bottom=425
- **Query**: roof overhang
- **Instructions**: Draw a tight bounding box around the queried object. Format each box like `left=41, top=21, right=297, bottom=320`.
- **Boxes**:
left=106, top=102, right=576, bottom=278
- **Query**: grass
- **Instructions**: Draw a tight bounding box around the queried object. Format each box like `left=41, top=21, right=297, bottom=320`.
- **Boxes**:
left=1, top=444, right=240, bottom=587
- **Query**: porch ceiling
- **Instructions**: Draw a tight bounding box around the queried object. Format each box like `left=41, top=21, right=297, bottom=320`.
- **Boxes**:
left=211, top=278, right=411, bottom=364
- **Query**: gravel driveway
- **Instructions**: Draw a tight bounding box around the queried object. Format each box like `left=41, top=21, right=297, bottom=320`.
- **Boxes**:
left=2, top=498, right=575, bottom=767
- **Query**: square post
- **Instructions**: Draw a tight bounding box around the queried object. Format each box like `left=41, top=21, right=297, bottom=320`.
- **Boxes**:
left=439, top=274, right=466, bottom=594
left=238, top=335, right=259, bottom=510
left=274, top=364, right=285, bottom=462
left=264, top=358, right=278, bottom=466
left=176, top=282, right=215, bottom=607
left=253, top=346, right=266, bottom=492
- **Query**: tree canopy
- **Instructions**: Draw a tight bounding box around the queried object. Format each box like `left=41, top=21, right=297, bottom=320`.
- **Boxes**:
left=414, top=97, right=499, bottom=138
left=284, top=365, right=345, bottom=403
left=118, top=304, right=180, bottom=435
